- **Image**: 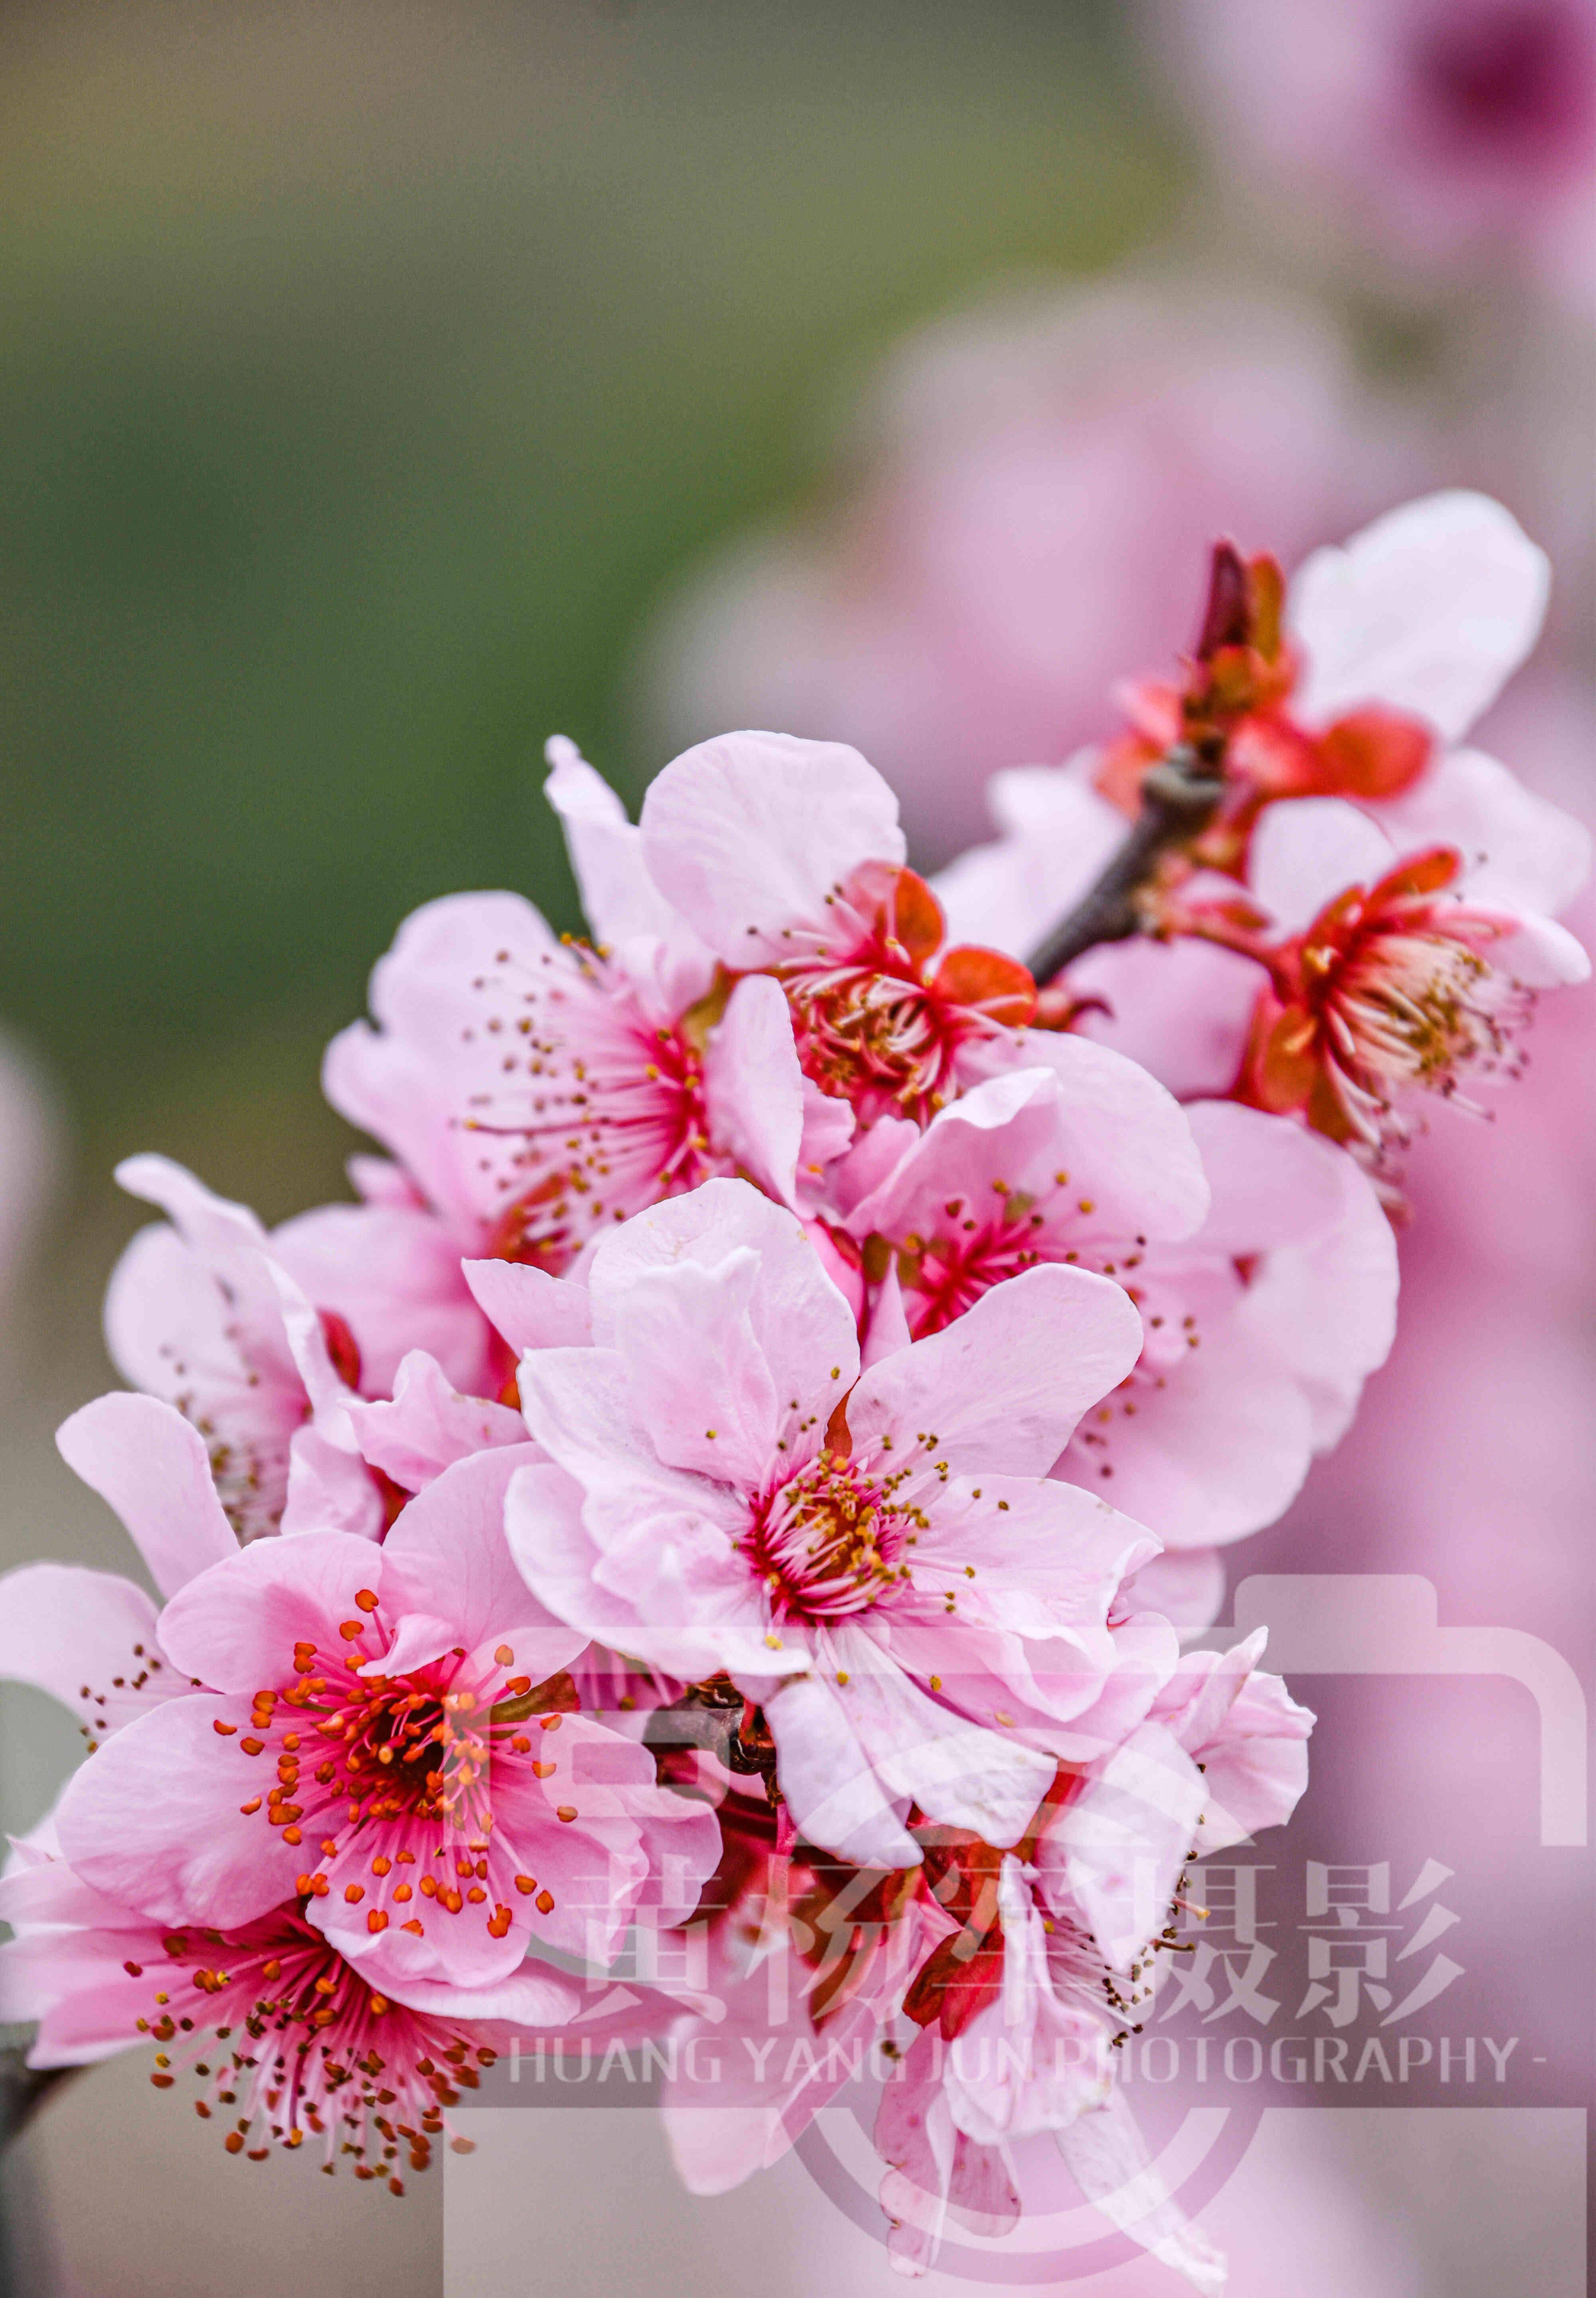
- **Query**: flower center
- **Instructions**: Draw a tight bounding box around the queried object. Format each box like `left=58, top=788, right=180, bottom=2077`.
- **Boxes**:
left=134, top=1903, right=493, bottom=2183
left=745, top=1453, right=913, bottom=1621
left=776, top=865, right=1033, bottom=1125
left=459, top=944, right=716, bottom=1271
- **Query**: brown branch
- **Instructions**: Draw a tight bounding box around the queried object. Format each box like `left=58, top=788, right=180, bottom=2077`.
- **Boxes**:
left=1023, top=746, right=1226, bottom=985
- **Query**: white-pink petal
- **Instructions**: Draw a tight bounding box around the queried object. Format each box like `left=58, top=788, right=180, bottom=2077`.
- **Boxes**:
left=850, top=1262, right=1143, bottom=1478
left=639, top=730, right=905, bottom=966
left=1290, top=490, right=1549, bottom=742
left=56, top=1394, right=237, bottom=1599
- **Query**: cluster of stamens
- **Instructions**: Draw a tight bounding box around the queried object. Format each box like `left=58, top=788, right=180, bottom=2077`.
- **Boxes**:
left=231, top=1594, right=569, bottom=1945
left=131, top=1906, right=494, bottom=2186
left=745, top=1450, right=919, bottom=1623
left=457, top=940, right=719, bottom=1270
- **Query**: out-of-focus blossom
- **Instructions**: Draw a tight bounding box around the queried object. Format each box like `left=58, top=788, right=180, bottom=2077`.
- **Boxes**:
left=1157, top=0, right=1596, bottom=313
left=49, top=1438, right=716, bottom=1990
left=636, top=285, right=1412, bottom=863
left=506, top=1177, right=1154, bottom=1868
left=0, top=1835, right=575, bottom=2186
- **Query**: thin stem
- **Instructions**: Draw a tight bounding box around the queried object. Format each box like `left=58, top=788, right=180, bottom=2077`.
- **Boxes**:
left=1024, top=746, right=1226, bottom=985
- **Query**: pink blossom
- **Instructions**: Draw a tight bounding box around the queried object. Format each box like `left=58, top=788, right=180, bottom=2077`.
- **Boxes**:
left=843, top=1058, right=1396, bottom=1548
left=638, top=285, right=1410, bottom=863
left=45, top=1437, right=718, bottom=1991
left=105, top=1154, right=474, bottom=1543
left=938, top=496, right=1590, bottom=1149
left=0, top=1834, right=577, bottom=2182
left=881, top=1630, right=1308, bottom=2283
left=639, top=730, right=1036, bottom=1127
left=506, top=1177, right=1154, bottom=1867
left=324, top=741, right=845, bottom=1286
left=1160, top=0, right=1596, bottom=312
left=0, top=1391, right=239, bottom=1753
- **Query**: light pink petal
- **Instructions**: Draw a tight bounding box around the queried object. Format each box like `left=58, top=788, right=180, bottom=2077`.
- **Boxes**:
left=1290, top=490, right=1549, bottom=742
left=851, top=1263, right=1143, bottom=1477
left=505, top=1459, right=668, bottom=1657
left=860, top=1261, right=912, bottom=1369
left=701, top=973, right=833, bottom=1211
left=384, top=1963, right=584, bottom=2028
left=280, top=1424, right=385, bottom=1541
left=639, top=730, right=905, bottom=965
left=112, top=1156, right=304, bottom=1398
left=1117, top=1548, right=1226, bottom=1637
left=1067, top=934, right=1266, bottom=1101
left=1159, top=1644, right=1314, bottom=1852
left=824, top=1114, right=919, bottom=1231
left=1053, top=2089, right=1227, bottom=2295
left=56, top=1393, right=236, bottom=1599
left=849, top=1053, right=1207, bottom=1246
left=380, top=1442, right=585, bottom=1673
left=462, top=1259, right=593, bottom=1355
left=1377, top=746, right=1592, bottom=916
left=758, top=1672, right=921, bottom=1868
left=1491, top=911, right=1591, bottom=989
left=504, top=1424, right=777, bottom=1684
left=544, top=735, right=704, bottom=958
left=323, top=890, right=565, bottom=1242
left=345, top=1350, right=528, bottom=1492
left=903, top=1473, right=1153, bottom=1641
left=346, top=1154, right=423, bottom=1208
left=607, top=1250, right=783, bottom=1487
left=586, top=1177, right=859, bottom=1412
left=1219, top=1122, right=1398, bottom=1451
left=1056, top=1314, right=1316, bottom=1548
left=55, top=1693, right=304, bottom=1927
left=156, top=1528, right=391, bottom=1694
left=1183, top=1098, right=1352, bottom=1253
left=1247, top=797, right=1398, bottom=932
left=0, top=1563, right=166, bottom=1737
left=1043, top=1721, right=1203, bottom=1968
left=817, top=1623, right=1055, bottom=1849
left=272, top=1201, right=493, bottom=1398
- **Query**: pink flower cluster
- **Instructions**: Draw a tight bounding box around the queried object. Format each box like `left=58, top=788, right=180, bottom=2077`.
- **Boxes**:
left=0, top=491, right=1584, bottom=2285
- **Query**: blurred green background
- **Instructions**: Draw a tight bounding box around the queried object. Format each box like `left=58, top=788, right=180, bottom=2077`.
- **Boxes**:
left=0, top=0, right=1179, bottom=1291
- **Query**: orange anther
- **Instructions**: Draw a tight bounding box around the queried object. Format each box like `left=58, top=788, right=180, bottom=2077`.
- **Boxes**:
left=486, top=1906, right=512, bottom=1939
left=283, top=1827, right=303, bottom=1847
left=355, top=1589, right=380, bottom=1613
left=466, top=1886, right=487, bottom=1905
left=344, top=1883, right=365, bottom=1904
left=514, top=1875, right=536, bottom=1895
left=401, top=1919, right=425, bottom=1936
left=240, top=1739, right=265, bottom=1757
left=556, top=1806, right=577, bottom=1824
left=367, top=1910, right=389, bottom=1934
left=531, top=1761, right=556, bottom=1780
left=338, top=1621, right=365, bottom=1642
left=212, top=1720, right=237, bottom=1737
left=494, top=1645, right=515, bottom=1667
left=535, top=1889, right=555, bottom=1915
left=239, top=1798, right=262, bottom=1816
